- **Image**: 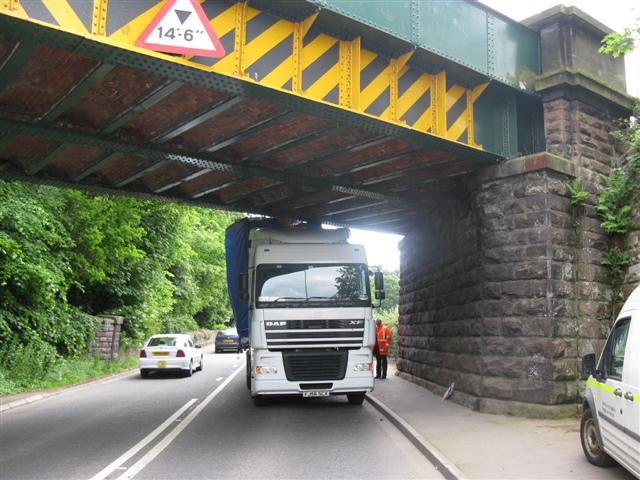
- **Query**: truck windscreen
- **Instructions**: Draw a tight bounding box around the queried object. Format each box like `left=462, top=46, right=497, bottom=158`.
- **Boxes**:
left=256, top=264, right=370, bottom=307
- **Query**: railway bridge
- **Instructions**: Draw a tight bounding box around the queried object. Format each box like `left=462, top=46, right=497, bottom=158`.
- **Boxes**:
left=0, top=0, right=636, bottom=416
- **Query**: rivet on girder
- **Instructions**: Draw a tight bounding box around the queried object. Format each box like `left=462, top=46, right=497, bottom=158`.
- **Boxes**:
left=1, top=0, right=19, bottom=12
left=92, top=0, right=108, bottom=36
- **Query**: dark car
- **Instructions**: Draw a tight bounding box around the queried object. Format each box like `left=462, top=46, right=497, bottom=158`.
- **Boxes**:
left=215, top=327, right=248, bottom=353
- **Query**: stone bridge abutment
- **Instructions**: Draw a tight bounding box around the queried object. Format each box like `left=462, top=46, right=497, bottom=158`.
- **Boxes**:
left=396, top=6, right=639, bottom=417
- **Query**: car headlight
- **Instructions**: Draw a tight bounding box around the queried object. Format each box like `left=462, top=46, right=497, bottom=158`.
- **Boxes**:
left=353, top=362, right=372, bottom=372
left=255, top=366, right=278, bottom=375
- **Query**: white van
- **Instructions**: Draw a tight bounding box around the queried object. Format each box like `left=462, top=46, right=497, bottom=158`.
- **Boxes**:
left=580, top=285, right=640, bottom=478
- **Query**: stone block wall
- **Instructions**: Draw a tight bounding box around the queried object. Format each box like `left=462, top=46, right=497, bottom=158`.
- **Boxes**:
left=397, top=154, right=615, bottom=416
left=91, top=315, right=124, bottom=360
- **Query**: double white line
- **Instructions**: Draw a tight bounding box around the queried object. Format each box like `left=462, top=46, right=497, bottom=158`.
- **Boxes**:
left=89, top=364, right=244, bottom=480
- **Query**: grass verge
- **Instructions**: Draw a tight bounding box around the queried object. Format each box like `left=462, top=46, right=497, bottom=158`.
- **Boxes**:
left=0, top=354, right=138, bottom=397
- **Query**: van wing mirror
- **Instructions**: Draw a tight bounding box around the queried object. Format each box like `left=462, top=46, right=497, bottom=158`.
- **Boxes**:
left=581, top=353, right=596, bottom=380
left=239, top=272, right=249, bottom=300
left=374, top=271, right=385, bottom=300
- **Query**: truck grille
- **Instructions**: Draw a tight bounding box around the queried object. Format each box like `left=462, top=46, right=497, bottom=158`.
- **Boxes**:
left=282, top=351, right=347, bottom=381
left=265, top=319, right=364, bottom=349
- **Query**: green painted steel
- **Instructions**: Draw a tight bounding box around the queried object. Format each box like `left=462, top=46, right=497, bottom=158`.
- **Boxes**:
left=311, top=0, right=540, bottom=91
left=419, top=2, right=489, bottom=73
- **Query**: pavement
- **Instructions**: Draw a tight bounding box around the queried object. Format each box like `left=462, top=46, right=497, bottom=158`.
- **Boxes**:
left=2, top=359, right=637, bottom=480
left=367, top=364, right=636, bottom=480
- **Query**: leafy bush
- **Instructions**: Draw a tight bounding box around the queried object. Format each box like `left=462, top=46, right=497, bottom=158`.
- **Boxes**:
left=1, top=179, right=239, bottom=390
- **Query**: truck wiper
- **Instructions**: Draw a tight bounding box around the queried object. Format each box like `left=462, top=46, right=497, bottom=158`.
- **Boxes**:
left=273, top=297, right=306, bottom=302
left=306, top=296, right=334, bottom=301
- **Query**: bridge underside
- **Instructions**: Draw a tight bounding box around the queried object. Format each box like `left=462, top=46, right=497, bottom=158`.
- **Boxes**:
left=0, top=2, right=525, bottom=234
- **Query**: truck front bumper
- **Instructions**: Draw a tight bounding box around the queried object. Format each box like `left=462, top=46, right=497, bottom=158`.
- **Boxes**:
left=251, top=348, right=374, bottom=396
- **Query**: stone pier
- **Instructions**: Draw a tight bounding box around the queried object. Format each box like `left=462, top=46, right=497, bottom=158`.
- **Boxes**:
left=396, top=6, right=636, bottom=417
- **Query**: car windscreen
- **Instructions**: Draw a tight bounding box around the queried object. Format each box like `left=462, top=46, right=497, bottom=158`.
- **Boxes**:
left=255, top=263, right=370, bottom=307
left=148, top=337, right=178, bottom=347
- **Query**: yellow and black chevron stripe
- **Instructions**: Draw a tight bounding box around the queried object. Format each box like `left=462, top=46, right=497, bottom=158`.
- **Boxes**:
left=398, top=66, right=432, bottom=132
left=299, top=26, right=339, bottom=105
left=1, top=0, right=488, bottom=149
left=446, top=76, right=469, bottom=144
left=360, top=49, right=390, bottom=120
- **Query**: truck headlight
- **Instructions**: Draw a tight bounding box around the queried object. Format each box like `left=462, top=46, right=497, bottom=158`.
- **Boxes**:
left=353, top=362, right=372, bottom=372
left=255, top=366, right=278, bottom=375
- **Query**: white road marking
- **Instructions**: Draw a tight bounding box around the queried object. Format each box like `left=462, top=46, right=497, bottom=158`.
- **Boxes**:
left=116, top=364, right=244, bottom=480
left=215, top=377, right=223, bottom=382
left=88, top=398, right=197, bottom=480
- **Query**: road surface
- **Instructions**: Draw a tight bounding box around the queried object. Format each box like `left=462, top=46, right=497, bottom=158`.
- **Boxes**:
left=0, top=349, right=443, bottom=480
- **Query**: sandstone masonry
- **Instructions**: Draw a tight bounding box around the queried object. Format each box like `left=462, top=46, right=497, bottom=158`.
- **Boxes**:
left=396, top=6, right=637, bottom=417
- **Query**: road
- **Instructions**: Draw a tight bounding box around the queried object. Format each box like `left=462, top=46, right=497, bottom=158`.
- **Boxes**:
left=0, top=349, right=443, bottom=480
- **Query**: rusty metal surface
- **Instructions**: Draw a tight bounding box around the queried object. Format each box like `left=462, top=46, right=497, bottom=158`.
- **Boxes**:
left=0, top=23, right=500, bottom=234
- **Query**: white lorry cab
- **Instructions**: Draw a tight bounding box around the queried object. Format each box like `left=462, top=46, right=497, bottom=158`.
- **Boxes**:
left=580, top=285, right=640, bottom=478
left=225, top=220, right=381, bottom=406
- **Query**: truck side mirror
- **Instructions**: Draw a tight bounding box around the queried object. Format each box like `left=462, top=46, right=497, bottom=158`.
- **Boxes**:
left=581, top=353, right=596, bottom=380
left=374, top=271, right=385, bottom=300
left=239, top=272, right=249, bottom=300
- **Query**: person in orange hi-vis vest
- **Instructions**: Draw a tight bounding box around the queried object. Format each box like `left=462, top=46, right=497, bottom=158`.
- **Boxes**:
left=375, top=319, right=392, bottom=379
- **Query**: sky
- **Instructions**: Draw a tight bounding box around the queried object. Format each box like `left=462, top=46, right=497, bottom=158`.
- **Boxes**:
left=352, top=0, right=639, bottom=271
left=479, top=0, right=640, bottom=97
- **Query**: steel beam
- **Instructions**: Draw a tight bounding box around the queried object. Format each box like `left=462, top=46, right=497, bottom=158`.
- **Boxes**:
left=286, top=136, right=388, bottom=172
left=202, top=111, right=297, bottom=153
left=0, top=15, right=500, bottom=161
left=151, top=96, right=244, bottom=143
left=41, top=63, right=115, bottom=123
left=357, top=153, right=455, bottom=186
left=331, top=148, right=422, bottom=177
left=0, top=40, right=37, bottom=89
left=74, top=152, right=121, bottom=181
left=0, top=116, right=425, bottom=209
left=101, top=81, right=184, bottom=134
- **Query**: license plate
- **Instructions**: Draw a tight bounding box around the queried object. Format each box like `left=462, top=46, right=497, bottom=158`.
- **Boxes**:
left=157, top=361, right=167, bottom=368
left=223, top=339, right=234, bottom=343
left=152, top=351, right=170, bottom=356
left=302, top=391, right=330, bottom=398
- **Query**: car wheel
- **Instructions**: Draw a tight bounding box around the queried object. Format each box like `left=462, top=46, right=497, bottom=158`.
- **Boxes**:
left=347, top=392, right=366, bottom=405
left=214, top=346, right=219, bottom=353
left=184, top=361, right=193, bottom=377
left=580, top=408, right=614, bottom=467
left=140, top=370, right=149, bottom=379
left=196, top=356, right=203, bottom=371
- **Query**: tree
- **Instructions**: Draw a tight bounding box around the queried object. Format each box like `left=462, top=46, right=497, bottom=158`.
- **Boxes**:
left=598, top=19, right=640, bottom=318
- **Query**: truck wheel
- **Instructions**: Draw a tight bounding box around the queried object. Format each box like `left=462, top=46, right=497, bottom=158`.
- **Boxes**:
left=580, top=408, right=614, bottom=467
left=347, top=393, right=365, bottom=405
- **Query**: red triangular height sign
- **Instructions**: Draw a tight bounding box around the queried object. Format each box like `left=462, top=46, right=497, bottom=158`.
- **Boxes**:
left=136, top=0, right=226, bottom=58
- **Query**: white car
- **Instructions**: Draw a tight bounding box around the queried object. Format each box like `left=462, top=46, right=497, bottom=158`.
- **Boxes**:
left=580, top=285, right=640, bottom=478
left=139, top=334, right=203, bottom=378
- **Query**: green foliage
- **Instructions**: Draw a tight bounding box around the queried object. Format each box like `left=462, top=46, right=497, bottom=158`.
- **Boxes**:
left=598, top=21, right=640, bottom=321
left=597, top=169, right=634, bottom=235
left=601, top=247, right=631, bottom=283
left=0, top=351, right=138, bottom=395
left=0, top=178, right=239, bottom=390
left=568, top=179, right=588, bottom=207
left=599, top=20, right=640, bottom=57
